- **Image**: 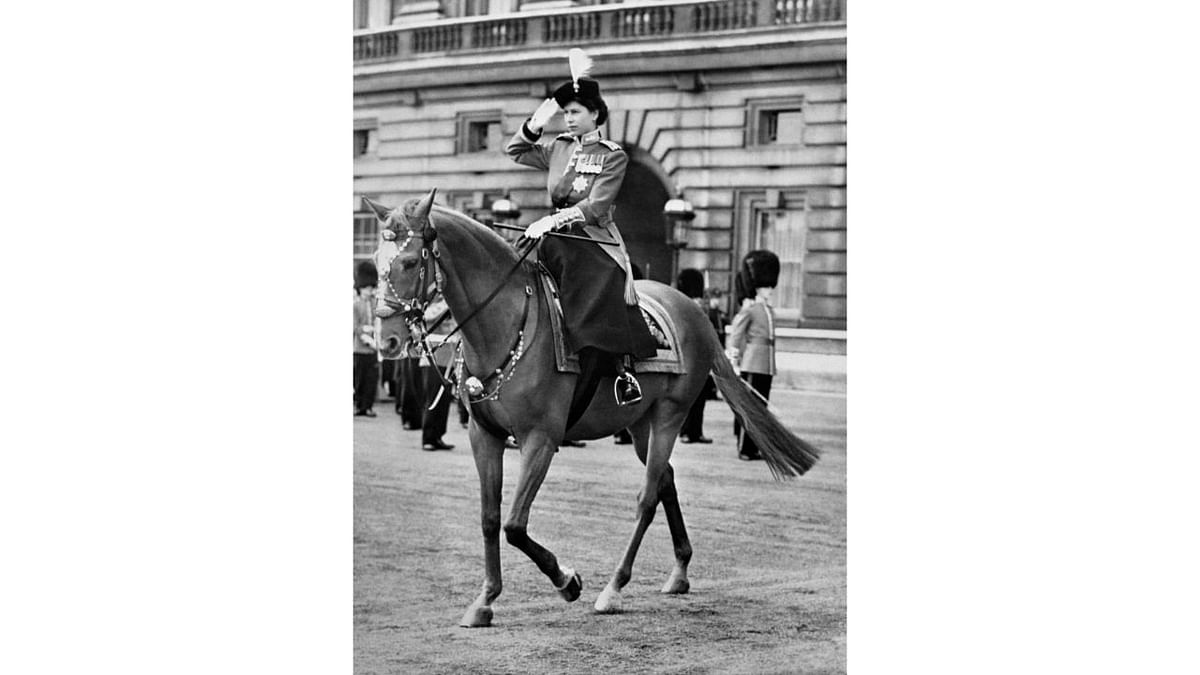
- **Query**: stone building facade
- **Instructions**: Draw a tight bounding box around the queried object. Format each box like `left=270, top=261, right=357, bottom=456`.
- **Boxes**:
left=354, top=0, right=846, bottom=383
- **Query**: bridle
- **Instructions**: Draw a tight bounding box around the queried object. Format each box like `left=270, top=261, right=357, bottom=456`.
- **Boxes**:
left=377, top=208, right=539, bottom=403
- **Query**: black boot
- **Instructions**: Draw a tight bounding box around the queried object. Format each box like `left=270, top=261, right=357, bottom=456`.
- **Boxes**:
left=613, top=356, right=643, bottom=406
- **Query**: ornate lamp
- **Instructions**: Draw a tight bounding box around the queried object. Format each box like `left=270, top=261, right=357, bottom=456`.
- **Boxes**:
left=491, top=194, right=521, bottom=221
left=663, top=196, right=695, bottom=249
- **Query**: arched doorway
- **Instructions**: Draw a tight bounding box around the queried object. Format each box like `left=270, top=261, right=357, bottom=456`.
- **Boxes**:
left=613, top=151, right=673, bottom=284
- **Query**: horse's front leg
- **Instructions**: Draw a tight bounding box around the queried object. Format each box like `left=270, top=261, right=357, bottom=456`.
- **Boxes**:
left=460, top=421, right=505, bottom=627
left=504, top=428, right=583, bottom=602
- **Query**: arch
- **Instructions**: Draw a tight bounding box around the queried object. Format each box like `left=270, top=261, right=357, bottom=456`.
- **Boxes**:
left=613, top=145, right=674, bottom=285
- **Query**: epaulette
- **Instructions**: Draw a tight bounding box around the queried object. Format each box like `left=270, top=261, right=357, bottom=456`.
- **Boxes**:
left=599, top=139, right=622, bottom=151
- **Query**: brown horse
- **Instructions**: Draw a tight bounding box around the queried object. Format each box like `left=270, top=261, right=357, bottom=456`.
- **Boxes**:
left=364, top=189, right=819, bottom=627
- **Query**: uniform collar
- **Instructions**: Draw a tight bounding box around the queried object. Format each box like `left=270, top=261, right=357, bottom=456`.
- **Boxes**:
left=578, top=130, right=602, bottom=146
left=559, top=129, right=603, bottom=146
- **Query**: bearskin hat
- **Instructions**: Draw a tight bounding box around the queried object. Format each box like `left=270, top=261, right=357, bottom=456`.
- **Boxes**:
left=552, top=78, right=608, bottom=126
left=354, top=260, right=378, bottom=289
left=743, top=249, right=780, bottom=289
left=676, top=268, right=705, bottom=299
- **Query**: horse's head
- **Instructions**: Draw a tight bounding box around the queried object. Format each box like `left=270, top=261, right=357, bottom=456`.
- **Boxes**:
left=364, top=188, right=439, bottom=359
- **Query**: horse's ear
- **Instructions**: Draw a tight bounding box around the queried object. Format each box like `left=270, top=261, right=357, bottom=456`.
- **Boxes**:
left=415, top=188, right=438, bottom=238
left=362, top=197, right=392, bottom=222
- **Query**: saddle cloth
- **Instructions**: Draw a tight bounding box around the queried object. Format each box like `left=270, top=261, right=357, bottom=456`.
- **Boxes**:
left=537, top=269, right=684, bottom=374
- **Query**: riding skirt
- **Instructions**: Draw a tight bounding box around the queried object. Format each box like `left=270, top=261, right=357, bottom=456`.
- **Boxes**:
left=537, top=229, right=658, bottom=360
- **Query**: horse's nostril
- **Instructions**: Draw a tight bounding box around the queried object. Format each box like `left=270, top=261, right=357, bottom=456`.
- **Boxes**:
left=384, top=336, right=401, bottom=353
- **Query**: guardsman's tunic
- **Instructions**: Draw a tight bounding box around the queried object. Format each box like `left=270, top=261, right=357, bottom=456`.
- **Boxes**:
left=728, top=299, right=776, bottom=376
left=505, top=124, right=657, bottom=359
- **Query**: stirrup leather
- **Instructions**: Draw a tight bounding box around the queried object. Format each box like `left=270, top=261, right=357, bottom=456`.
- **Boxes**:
left=614, top=372, right=643, bottom=406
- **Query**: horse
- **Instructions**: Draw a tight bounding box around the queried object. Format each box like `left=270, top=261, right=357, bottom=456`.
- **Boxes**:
left=363, top=189, right=820, bottom=627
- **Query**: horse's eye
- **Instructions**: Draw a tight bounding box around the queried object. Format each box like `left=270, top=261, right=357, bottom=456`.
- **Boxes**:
left=398, top=256, right=419, bottom=270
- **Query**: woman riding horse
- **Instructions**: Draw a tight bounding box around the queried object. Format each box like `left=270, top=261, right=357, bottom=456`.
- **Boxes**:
left=505, top=52, right=656, bottom=406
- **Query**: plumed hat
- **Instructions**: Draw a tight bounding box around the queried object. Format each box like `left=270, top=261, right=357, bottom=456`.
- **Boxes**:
left=355, top=260, right=378, bottom=289
left=742, top=249, right=780, bottom=289
left=676, top=268, right=705, bottom=299
left=552, top=78, right=608, bottom=126
left=551, top=49, right=607, bottom=125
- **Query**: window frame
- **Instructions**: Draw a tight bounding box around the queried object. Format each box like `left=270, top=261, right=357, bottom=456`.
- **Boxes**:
left=354, top=117, right=379, bottom=158
left=745, top=96, right=806, bottom=147
left=733, top=188, right=847, bottom=330
left=455, top=110, right=504, bottom=155
left=354, top=210, right=380, bottom=262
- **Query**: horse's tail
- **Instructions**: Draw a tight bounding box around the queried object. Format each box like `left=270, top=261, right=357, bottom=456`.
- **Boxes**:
left=709, top=335, right=821, bottom=480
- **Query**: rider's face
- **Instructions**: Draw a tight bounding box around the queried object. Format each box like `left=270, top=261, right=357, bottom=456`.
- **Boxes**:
left=563, top=101, right=598, bottom=136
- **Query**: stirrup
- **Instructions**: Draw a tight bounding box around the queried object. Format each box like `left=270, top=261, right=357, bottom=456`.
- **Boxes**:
left=614, top=372, right=643, bottom=406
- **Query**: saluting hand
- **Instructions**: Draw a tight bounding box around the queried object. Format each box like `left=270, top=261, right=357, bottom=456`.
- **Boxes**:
left=528, top=98, right=559, bottom=133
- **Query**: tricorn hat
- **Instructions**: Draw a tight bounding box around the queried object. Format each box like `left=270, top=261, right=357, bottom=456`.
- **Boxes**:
left=355, top=260, right=378, bottom=289
left=742, top=250, right=781, bottom=290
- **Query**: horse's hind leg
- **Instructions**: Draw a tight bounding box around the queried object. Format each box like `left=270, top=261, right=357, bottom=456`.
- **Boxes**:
left=460, top=424, right=505, bottom=628
left=657, top=463, right=692, bottom=595
left=504, top=428, right=582, bottom=601
left=594, top=409, right=687, bottom=613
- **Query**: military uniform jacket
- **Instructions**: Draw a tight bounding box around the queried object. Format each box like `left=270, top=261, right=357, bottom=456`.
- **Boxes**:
left=728, top=299, right=776, bottom=376
left=505, top=124, right=638, bottom=305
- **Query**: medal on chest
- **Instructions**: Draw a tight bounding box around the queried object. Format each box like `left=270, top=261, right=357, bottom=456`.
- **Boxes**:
left=571, top=175, right=590, bottom=193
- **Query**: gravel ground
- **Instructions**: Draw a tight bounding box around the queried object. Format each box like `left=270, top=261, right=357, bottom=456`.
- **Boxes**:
left=354, top=389, right=846, bottom=674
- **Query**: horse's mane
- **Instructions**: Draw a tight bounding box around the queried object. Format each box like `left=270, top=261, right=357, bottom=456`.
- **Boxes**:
left=393, top=198, right=520, bottom=264
left=404, top=201, right=526, bottom=273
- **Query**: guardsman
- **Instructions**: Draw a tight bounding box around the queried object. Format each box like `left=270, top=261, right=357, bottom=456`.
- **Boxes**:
left=353, top=260, right=380, bottom=417
left=726, top=250, right=780, bottom=460
left=504, top=49, right=657, bottom=406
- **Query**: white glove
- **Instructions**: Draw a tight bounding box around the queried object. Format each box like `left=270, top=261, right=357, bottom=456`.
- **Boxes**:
left=725, top=347, right=741, bottom=373
left=523, top=215, right=556, bottom=240
left=528, top=98, right=559, bottom=133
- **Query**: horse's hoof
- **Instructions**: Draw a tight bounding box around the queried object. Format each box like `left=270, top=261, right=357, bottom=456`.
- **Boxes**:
left=594, top=585, right=623, bottom=614
left=661, top=574, right=690, bottom=595
left=459, top=604, right=493, bottom=628
left=557, top=568, right=583, bottom=603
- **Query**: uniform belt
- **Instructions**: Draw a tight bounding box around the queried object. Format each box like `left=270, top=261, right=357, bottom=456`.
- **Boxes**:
left=748, top=337, right=775, bottom=346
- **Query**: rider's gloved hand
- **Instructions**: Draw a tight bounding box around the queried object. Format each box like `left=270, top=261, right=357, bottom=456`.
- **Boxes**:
left=528, top=98, right=560, bottom=134
left=523, top=215, right=556, bottom=240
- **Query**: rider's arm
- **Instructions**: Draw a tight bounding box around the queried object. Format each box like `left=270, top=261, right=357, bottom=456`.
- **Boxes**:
left=504, top=123, right=551, bottom=171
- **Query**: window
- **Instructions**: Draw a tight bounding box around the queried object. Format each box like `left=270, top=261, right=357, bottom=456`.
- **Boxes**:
left=456, top=112, right=503, bottom=154
left=758, top=109, right=804, bottom=144
left=746, top=97, right=805, bottom=146
left=354, top=118, right=379, bottom=157
left=755, top=209, right=807, bottom=316
left=736, top=189, right=845, bottom=329
left=444, top=0, right=490, bottom=18
left=354, top=130, right=369, bottom=156
left=354, top=213, right=379, bottom=261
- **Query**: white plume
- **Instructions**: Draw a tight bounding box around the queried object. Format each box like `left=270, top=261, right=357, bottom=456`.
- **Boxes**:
left=568, top=48, right=593, bottom=90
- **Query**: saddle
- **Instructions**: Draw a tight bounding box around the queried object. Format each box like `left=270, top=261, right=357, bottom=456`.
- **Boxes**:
left=535, top=267, right=684, bottom=375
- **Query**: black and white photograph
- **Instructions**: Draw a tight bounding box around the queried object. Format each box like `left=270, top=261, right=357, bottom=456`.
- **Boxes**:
left=9, top=2, right=1200, bottom=673
left=352, top=1, right=847, bottom=672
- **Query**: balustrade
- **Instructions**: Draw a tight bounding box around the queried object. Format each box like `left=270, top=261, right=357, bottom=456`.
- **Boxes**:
left=354, top=0, right=845, bottom=63
left=472, top=18, right=528, bottom=48
left=544, top=13, right=602, bottom=43
left=612, top=6, right=675, bottom=38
